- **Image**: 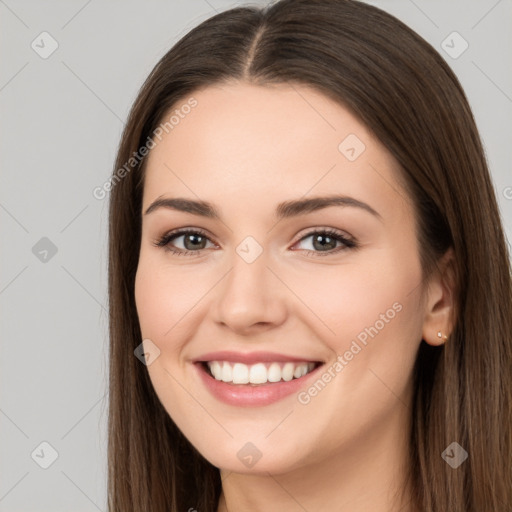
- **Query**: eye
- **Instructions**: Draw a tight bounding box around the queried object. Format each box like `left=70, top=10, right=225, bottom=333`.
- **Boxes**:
left=153, top=228, right=215, bottom=256
left=292, top=228, right=357, bottom=257
left=153, top=227, right=357, bottom=257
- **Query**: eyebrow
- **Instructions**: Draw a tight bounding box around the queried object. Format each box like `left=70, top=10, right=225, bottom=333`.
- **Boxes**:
left=144, top=195, right=382, bottom=221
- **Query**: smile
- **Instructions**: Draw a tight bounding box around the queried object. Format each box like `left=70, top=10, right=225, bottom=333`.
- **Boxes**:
left=205, top=361, right=317, bottom=385
left=194, top=351, right=324, bottom=407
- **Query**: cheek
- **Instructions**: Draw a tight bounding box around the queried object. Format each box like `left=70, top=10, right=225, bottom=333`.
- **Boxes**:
left=287, top=255, right=423, bottom=440
left=134, top=264, right=168, bottom=341
left=287, top=252, right=421, bottom=343
left=288, top=250, right=424, bottom=408
left=134, top=258, right=204, bottom=412
left=134, top=254, right=206, bottom=342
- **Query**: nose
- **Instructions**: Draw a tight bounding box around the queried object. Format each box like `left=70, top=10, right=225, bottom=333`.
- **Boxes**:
left=212, top=246, right=287, bottom=335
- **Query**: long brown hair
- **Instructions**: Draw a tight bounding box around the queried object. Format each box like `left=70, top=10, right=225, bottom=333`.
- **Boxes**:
left=107, top=1, right=512, bottom=510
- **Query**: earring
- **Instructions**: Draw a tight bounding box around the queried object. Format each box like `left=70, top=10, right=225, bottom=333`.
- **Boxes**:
left=437, top=331, right=449, bottom=341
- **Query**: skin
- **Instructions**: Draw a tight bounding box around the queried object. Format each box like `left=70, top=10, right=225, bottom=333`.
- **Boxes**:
left=134, top=82, right=455, bottom=512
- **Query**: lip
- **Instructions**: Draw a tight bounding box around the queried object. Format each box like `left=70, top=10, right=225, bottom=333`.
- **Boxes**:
left=194, top=357, right=324, bottom=407
left=194, top=351, right=323, bottom=365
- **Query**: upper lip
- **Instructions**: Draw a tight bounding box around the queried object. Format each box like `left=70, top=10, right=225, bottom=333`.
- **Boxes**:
left=193, top=351, right=324, bottom=365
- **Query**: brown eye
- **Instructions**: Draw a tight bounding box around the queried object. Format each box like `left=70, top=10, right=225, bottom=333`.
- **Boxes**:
left=179, top=232, right=208, bottom=250
left=293, top=229, right=357, bottom=256
left=154, top=228, right=215, bottom=255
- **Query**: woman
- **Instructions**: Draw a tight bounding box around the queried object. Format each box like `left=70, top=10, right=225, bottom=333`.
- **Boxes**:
left=107, top=0, right=512, bottom=510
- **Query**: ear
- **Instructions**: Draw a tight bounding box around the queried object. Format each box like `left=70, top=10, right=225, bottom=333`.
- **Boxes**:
left=421, top=248, right=457, bottom=346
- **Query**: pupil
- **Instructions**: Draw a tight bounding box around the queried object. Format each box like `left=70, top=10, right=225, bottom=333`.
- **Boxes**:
left=185, top=234, right=205, bottom=250
left=313, top=234, right=335, bottom=251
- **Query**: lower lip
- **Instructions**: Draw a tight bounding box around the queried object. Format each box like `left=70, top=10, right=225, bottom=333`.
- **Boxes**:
left=195, top=362, right=323, bottom=407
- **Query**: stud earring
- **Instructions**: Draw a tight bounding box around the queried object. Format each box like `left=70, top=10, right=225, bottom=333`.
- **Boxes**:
left=437, top=331, right=449, bottom=341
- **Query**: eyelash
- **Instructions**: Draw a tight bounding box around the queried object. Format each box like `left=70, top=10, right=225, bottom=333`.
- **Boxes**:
left=153, top=227, right=357, bottom=258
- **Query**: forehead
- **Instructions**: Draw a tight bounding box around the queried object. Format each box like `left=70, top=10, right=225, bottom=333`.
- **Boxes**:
left=142, top=82, right=409, bottom=220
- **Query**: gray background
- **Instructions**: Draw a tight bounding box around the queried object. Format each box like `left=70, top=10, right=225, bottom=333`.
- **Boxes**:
left=1, top=0, right=510, bottom=510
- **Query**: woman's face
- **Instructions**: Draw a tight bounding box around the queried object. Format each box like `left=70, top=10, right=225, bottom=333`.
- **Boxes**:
left=135, top=82, right=430, bottom=474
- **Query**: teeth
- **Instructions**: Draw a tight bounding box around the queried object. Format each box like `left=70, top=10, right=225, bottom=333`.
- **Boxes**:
left=232, top=363, right=249, bottom=384
left=221, top=362, right=232, bottom=382
left=210, top=361, right=222, bottom=380
left=282, top=362, right=294, bottom=381
left=249, top=363, right=267, bottom=384
left=206, top=361, right=316, bottom=385
left=267, top=362, right=281, bottom=382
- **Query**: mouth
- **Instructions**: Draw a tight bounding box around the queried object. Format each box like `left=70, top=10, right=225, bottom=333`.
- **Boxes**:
left=193, top=352, right=325, bottom=407
left=201, top=360, right=321, bottom=386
